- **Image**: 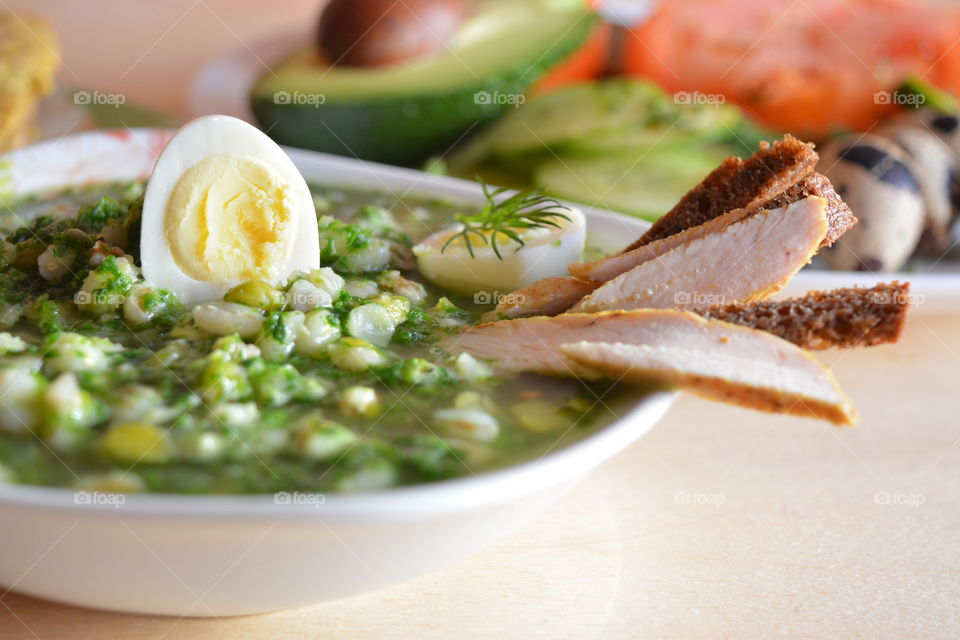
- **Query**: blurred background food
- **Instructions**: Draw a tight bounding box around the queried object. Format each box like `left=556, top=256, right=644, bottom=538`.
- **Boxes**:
left=444, top=78, right=766, bottom=219
left=10, top=0, right=960, bottom=273
left=251, top=0, right=598, bottom=164
left=625, top=0, right=960, bottom=138
left=816, top=112, right=960, bottom=272
left=0, top=12, right=58, bottom=151
left=242, top=0, right=960, bottom=273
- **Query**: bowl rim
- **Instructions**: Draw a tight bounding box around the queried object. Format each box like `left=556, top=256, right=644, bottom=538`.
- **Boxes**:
left=0, top=128, right=675, bottom=521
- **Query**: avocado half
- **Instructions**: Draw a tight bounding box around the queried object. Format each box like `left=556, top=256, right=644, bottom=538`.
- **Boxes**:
left=251, top=4, right=597, bottom=165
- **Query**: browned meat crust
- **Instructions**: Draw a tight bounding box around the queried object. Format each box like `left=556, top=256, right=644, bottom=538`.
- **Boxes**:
left=700, top=282, right=910, bottom=350
left=624, top=135, right=819, bottom=251
left=493, top=276, right=599, bottom=318
left=764, top=172, right=856, bottom=248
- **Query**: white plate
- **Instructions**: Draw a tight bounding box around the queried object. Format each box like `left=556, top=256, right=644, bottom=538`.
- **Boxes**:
left=191, top=32, right=950, bottom=314
left=0, top=129, right=674, bottom=617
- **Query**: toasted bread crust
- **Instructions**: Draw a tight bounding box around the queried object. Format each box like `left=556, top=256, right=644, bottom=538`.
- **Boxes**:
left=624, top=135, right=819, bottom=251
left=700, top=282, right=910, bottom=350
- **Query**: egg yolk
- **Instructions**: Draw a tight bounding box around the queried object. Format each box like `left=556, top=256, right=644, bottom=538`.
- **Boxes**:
left=164, top=153, right=295, bottom=285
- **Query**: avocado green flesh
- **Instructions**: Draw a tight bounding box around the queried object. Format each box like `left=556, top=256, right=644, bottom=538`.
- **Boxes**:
left=252, top=9, right=597, bottom=165
left=258, top=8, right=589, bottom=98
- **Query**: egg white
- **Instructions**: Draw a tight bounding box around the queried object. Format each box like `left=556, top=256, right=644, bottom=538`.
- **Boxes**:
left=140, top=115, right=319, bottom=306
left=413, top=205, right=586, bottom=296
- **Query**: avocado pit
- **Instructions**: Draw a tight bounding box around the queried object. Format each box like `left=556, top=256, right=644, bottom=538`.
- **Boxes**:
left=318, top=0, right=469, bottom=67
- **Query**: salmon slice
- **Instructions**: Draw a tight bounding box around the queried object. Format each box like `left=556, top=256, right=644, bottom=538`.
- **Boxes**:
left=569, top=196, right=828, bottom=313
left=559, top=341, right=854, bottom=426
left=453, top=309, right=855, bottom=425
left=493, top=276, right=599, bottom=319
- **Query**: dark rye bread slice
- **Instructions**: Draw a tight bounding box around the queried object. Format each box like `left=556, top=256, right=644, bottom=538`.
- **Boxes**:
left=700, top=282, right=909, bottom=350
left=623, top=135, right=819, bottom=252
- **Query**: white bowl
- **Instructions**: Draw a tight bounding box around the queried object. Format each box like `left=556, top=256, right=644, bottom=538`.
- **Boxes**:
left=0, top=129, right=675, bottom=617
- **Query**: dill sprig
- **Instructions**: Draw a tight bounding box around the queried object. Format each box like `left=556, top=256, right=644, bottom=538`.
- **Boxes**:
left=440, top=183, right=571, bottom=260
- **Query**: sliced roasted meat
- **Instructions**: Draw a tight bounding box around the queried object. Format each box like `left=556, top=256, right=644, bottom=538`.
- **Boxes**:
left=570, top=196, right=828, bottom=313
left=560, top=341, right=855, bottom=426
left=493, top=276, right=599, bottom=319
left=568, top=206, right=754, bottom=284
left=454, top=309, right=855, bottom=425
left=623, top=135, right=818, bottom=251
left=569, top=172, right=854, bottom=285
left=493, top=138, right=856, bottom=320
left=457, top=308, right=790, bottom=375
left=701, top=281, right=910, bottom=350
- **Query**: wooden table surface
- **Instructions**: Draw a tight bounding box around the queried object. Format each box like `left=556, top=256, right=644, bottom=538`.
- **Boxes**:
left=2, top=2, right=958, bottom=638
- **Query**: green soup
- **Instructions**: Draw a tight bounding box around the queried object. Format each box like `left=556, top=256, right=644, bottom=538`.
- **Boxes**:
left=0, top=182, right=633, bottom=494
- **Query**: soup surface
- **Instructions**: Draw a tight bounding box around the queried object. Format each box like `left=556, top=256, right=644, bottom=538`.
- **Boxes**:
left=0, top=182, right=634, bottom=494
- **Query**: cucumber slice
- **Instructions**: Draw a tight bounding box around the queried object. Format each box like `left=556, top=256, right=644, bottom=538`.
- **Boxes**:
left=480, top=80, right=672, bottom=158
left=565, top=104, right=746, bottom=154
left=453, top=79, right=748, bottom=164
left=535, top=148, right=724, bottom=220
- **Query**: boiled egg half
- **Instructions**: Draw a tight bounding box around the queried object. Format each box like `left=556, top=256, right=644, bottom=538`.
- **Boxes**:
left=141, top=115, right=319, bottom=306
left=413, top=203, right=585, bottom=296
